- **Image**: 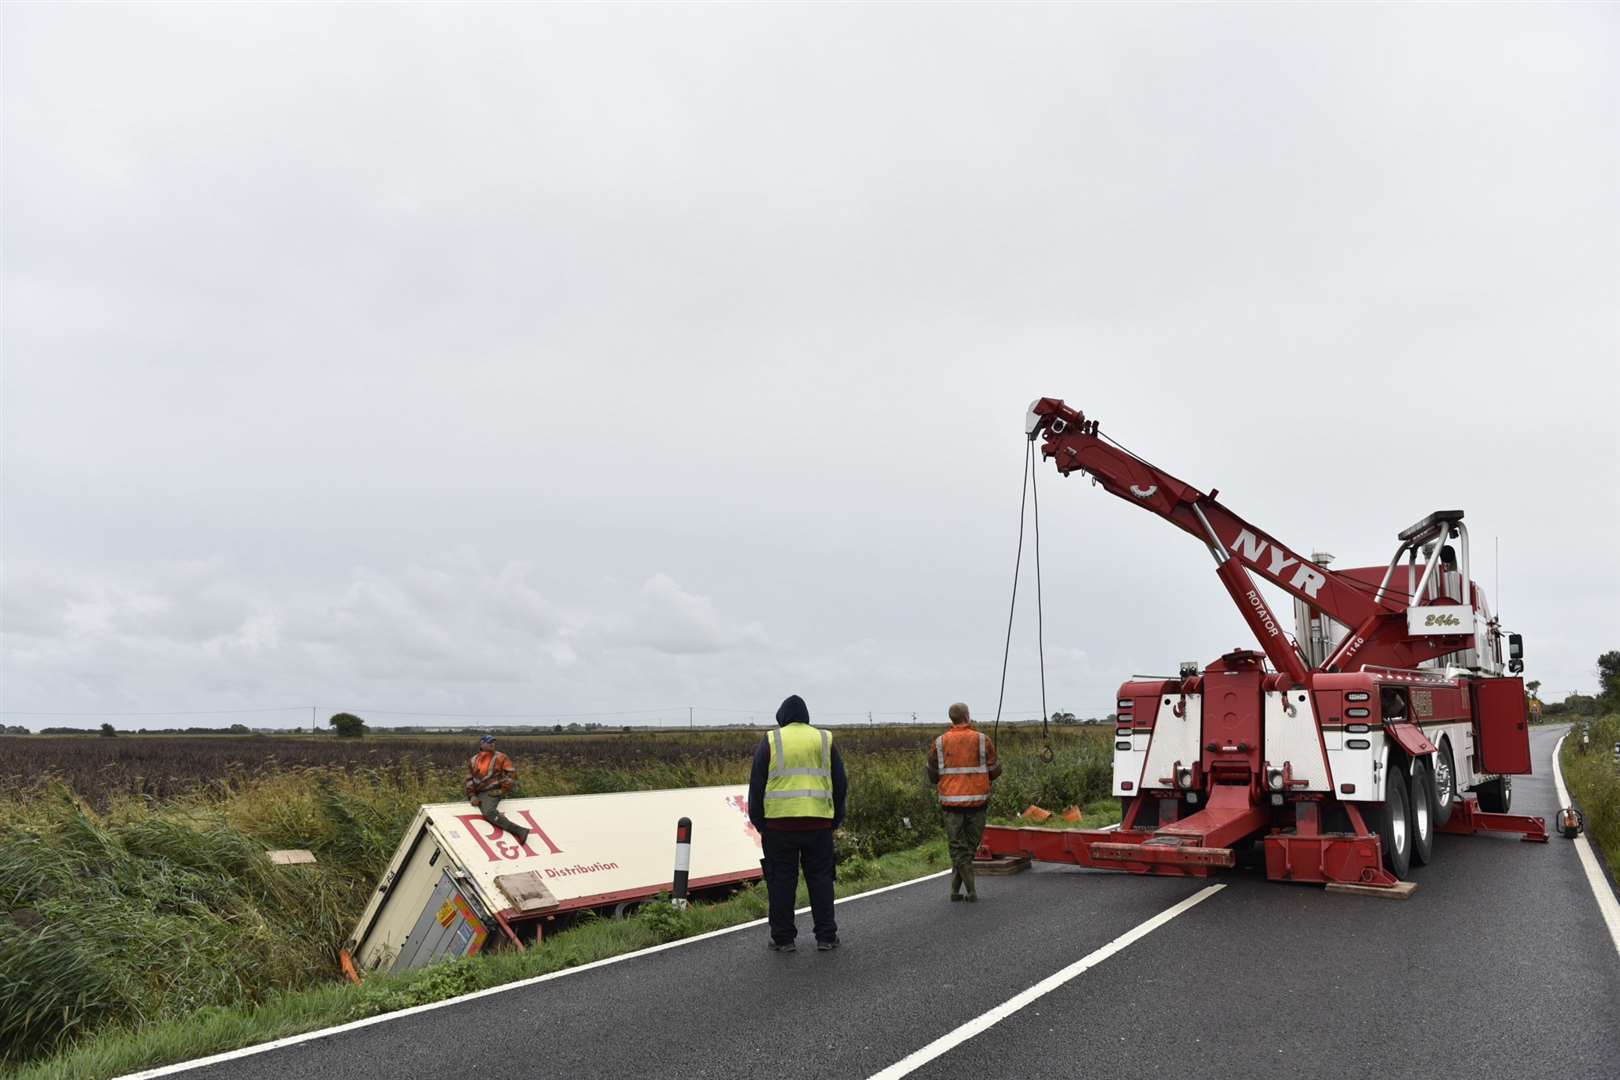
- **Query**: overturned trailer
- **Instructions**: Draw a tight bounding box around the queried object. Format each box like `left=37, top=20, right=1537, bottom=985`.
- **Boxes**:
left=343, top=785, right=761, bottom=978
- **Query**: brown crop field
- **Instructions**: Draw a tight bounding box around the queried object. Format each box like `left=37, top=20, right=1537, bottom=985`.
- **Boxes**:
left=0, top=726, right=991, bottom=810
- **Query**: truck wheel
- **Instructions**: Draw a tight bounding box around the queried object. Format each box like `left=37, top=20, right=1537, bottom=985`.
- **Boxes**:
left=1477, top=775, right=1512, bottom=813
left=1368, top=771, right=1412, bottom=879
left=1431, top=740, right=1457, bottom=829
left=1407, top=759, right=1435, bottom=866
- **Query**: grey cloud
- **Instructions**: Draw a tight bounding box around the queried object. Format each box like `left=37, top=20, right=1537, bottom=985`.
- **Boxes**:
left=3, top=4, right=1617, bottom=726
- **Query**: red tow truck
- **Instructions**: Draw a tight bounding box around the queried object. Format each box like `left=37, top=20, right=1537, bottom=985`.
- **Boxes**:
left=980, top=398, right=1546, bottom=889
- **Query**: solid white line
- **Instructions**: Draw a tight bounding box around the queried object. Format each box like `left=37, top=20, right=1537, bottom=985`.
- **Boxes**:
left=118, top=867, right=952, bottom=1079
left=865, top=883, right=1225, bottom=1080
left=1551, top=732, right=1620, bottom=960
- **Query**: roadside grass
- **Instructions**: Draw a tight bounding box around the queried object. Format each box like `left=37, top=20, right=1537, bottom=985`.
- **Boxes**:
left=989, top=796, right=1125, bottom=830
left=7, top=840, right=950, bottom=1080
left=1560, top=714, right=1620, bottom=872
left=1, top=725, right=1111, bottom=1070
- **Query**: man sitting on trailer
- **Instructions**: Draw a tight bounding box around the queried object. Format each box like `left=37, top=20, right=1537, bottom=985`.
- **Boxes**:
left=466, top=735, right=531, bottom=846
left=927, top=703, right=1002, bottom=903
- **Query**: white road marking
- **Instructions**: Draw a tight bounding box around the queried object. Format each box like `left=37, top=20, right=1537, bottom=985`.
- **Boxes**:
left=1552, top=732, right=1620, bottom=959
left=865, top=883, right=1224, bottom=1079
left=118, top=867, right=951, bottom=1079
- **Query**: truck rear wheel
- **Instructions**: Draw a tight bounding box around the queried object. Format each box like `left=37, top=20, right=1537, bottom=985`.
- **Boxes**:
left=1477, top=775, right=1512, bottom=813
left=1407, top=759, right=1435, bottom=866
left=1431, top=740, right=1457, bottom=829
left=1367, top=771, right=1412, bottom=879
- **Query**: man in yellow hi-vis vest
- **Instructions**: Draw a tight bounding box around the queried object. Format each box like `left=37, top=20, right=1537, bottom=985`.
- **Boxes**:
left=747, top=694, right=847, bottom=952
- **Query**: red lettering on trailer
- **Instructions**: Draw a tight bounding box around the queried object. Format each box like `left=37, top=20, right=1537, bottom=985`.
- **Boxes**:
left=727, top=794, right=762, bottom=845
left=543, top=861, right=621, bottom=878
left=456, top=810, right=563, bottom=863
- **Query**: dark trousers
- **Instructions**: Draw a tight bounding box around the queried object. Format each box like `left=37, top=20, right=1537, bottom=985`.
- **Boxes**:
left=761, top=827, right=837, bottom=944
left=476, top=790, right=529, bottom=840
left=943, top=807, right=987, bottom=897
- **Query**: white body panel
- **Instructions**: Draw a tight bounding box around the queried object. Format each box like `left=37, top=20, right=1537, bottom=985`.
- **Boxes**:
left=1407, top=604, right=1476, bottom=636
left=1263, top=689, right=1331, bottom=792
left=1327, top=729, right=1385, bottom=801
left=1136, top=692, right=1202, bottom=793
left=1113, top=728, right=1148, bottom=796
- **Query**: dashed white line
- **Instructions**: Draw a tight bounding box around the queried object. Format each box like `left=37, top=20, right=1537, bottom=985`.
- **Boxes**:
left=865, top=883, right=1225, bottom=1079
left=1552, top=732, right=1620, bottom=960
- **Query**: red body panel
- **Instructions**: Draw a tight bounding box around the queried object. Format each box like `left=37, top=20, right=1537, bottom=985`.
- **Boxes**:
left=1472, top=677, right=1533, bottom=774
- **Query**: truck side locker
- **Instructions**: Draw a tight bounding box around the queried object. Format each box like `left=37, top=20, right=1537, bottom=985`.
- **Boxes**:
left=1471, top=676, right=1533, bottom=775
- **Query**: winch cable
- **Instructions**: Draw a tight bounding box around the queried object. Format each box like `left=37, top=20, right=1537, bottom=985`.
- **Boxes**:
left=1032, top=434, right=1052, bottom=761
left=991, top=437, right=1053, bottom=763
left=991, top=441, right=1032, bottom=742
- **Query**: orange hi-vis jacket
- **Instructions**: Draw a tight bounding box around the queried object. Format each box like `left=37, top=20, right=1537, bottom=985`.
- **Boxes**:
left=934, top=725, right=995, bottom=809
left=466, top=750, right=516, bottom=799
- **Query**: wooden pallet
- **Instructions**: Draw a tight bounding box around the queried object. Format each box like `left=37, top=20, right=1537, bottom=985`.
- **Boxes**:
left=1324, top=880, right=1417, bottom=899
left=972, top=854, right=1032, bottom=875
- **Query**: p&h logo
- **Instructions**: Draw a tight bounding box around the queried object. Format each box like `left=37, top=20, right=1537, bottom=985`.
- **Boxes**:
left=455, top=810, right=562, bottom=863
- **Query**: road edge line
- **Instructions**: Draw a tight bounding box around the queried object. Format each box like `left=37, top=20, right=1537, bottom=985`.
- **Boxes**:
left=117, top=867, right=951, bottom=1079
left=1551, top=732, right=1620, bottom=960
left=864, top=882, right=1225, bottom=1080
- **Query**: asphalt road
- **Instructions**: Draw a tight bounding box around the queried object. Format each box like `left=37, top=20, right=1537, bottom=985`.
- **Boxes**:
left=157, top=724, right=1619, bottom=1080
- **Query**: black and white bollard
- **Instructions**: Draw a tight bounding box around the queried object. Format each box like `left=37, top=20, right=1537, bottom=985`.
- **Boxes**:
left=672, top=817, right=692, bottom=911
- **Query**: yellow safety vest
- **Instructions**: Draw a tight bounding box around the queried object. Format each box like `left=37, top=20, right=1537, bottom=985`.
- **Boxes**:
left=764, top=723, right=835, bottom=819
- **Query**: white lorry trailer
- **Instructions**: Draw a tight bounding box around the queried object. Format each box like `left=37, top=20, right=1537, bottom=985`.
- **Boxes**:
left=343, top=785, right=762, bottom=978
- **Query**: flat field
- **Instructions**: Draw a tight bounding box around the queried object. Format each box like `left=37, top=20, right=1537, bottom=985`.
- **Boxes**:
left=0, top=724, right=1112, bottom=1069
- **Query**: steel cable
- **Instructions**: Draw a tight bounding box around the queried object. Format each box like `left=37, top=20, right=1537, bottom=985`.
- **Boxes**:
left=1032, top=434, right=1051, bottom=758
left=992, top=441, right=1032, bottom=742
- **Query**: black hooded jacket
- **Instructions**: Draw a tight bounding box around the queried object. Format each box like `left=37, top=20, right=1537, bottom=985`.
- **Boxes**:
left=747, top=695, right=847, bottom=832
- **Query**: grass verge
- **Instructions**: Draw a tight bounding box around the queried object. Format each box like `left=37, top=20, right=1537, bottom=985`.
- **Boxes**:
left=1560, top=715, right=1620, bottom=873
left=9, top=839, right=951, bottom=1080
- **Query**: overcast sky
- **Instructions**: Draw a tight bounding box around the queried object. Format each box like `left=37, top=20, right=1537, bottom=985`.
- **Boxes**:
left=3, top=3, right=1616, bottom=731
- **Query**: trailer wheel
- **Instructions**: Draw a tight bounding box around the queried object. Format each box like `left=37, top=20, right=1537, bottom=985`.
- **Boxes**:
left=1431, top=740, right=1457, bottom=829
left=1368, top=770, right=1412, bottom=879
left=1407, top=759, right=1435, bottom=866
left=1477, top=775, right=1512, bottom=814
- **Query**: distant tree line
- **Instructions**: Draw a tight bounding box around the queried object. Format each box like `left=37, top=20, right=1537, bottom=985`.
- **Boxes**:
left=1049, top=711, right=1113, bottom=725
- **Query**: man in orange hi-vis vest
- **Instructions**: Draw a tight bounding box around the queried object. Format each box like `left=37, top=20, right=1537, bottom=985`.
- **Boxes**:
left=926, top=703, right=1001, bottom=902
left=465, top=734, right=531, bottom=846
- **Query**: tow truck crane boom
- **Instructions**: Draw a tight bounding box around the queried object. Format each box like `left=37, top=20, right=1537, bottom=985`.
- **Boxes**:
left=1026, top=398, right=1476, bottom=679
